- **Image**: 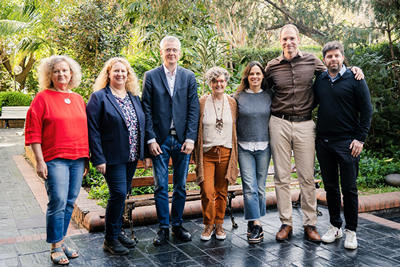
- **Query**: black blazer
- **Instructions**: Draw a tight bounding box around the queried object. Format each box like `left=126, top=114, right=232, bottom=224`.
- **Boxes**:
left=86, top=86, right=147, bottom=166
left=142, top=65, right=200, bottom=145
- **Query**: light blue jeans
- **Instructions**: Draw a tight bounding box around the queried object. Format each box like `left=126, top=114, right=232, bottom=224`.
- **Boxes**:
left=238, top=145, right=271, bottom=221
left=45, top=158, right=85, bottom=243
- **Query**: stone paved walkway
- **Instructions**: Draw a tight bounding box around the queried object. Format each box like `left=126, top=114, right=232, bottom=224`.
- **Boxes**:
left=1, top=128, right=400, bottom=267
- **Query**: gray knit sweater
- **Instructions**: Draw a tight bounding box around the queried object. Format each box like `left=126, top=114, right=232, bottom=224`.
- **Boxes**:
left=234, top=89, right=272, bottom=142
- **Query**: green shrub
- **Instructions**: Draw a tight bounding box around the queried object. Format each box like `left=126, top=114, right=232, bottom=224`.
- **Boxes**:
left=346, top=42, right=400, bottom=157
left=357, top=150, right=400, bottom=188
left=0, top=91, right=32, bottom=114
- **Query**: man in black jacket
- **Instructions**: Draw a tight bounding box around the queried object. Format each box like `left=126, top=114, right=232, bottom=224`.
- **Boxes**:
left=314, top=41, right=373, bottom=250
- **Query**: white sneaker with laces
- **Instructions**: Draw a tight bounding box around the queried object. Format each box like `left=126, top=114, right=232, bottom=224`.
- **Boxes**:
left=321, top=225, right=343, bottom=243
left=344, top=229, right=357, bottom=249
left=201, top=225, right=214, bottom=241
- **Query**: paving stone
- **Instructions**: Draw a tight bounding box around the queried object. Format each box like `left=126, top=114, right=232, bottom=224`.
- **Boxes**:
left=15, top=216, right=45, bottom=230
left=14, top=239, right=48, bottom=255
left=0, top=244, right=18, bottom=260
left=149, top=250, right=191, bottom=266
left=0, top=257, right=20, bottom=267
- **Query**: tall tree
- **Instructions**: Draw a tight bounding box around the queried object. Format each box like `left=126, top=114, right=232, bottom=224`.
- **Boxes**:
left=54, top=0, right=130, bottom=96
left=370, top=0, right=400, bottom=93
left=0, top=1, right=49, bottom=91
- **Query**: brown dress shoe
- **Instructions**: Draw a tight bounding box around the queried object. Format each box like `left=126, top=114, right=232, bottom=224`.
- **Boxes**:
left=304, top=225, right=321, bottom=242
left=276, top=224, right=293, bottom=241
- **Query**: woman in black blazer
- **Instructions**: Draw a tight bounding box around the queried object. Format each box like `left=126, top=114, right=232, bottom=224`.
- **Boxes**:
left=87, top=57, right=150, bottom=255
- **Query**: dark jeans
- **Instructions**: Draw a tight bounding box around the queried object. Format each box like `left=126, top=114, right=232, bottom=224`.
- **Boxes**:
left=316, top=137, right=359, bottom=231
left=104, top=161, right=138, bottom=240
left=152, top=134, right=190, bottom=228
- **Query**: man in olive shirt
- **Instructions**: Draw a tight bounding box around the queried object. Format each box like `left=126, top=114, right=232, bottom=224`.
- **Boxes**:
left=266, top=24, right=362, bottom=243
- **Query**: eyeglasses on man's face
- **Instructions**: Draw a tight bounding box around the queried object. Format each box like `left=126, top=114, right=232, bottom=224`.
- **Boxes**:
left=164, top=48, right=180, bottom=54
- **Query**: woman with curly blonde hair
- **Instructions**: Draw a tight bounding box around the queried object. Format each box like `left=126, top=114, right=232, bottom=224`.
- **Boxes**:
left=25, top=55, right=89, bottom=265
left=87, top=57, right=150, bottom=255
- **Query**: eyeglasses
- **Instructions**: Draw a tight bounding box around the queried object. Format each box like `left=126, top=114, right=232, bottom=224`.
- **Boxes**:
left=164, top=48, right=180, bottom=54
left=211, top=79, right=226, bottom=84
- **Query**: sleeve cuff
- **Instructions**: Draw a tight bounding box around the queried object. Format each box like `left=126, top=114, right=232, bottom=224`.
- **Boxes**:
left=147, top=138, right=156, bottom=144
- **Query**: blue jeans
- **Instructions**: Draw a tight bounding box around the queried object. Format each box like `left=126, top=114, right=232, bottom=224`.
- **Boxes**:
left=238, top=145, right=271, bottom=221
left=45, top=158, right=85, bottom=243
left=104, top=161, right=138, bottom=240
left=152, top=134, right=190, bottom=228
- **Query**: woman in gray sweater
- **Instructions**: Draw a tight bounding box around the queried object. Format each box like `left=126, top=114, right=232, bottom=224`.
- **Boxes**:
left=234, top=61, right=272, bottom=244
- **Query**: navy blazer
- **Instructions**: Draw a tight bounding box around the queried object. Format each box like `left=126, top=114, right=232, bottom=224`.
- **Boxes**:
left=142, top=65, right=200, bottom=145
left=86, top=86, right=147, bottom=166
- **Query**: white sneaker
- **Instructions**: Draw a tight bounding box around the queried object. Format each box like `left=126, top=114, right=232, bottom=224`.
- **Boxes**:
left=215, top=224, right=226, bottom=240
left=321, top=225, right=343, bottom=243
left=344, top=229, right=358, bottom=249
left=201, top=225, right=214, bottom=241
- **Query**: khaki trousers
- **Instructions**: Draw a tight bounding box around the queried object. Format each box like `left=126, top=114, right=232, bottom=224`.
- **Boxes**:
left=269, top=115, right=317, bottom=227
left=200, top=147, right=230, bottom=225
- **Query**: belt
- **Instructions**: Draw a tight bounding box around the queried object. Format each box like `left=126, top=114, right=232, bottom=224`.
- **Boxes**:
left=272, top=112, right=312, bottom=122
left=169, top=129, right=177, bottom=135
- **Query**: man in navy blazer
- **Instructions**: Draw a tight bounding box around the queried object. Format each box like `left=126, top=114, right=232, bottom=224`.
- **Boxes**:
left=142, top=36, right=200, bottom=245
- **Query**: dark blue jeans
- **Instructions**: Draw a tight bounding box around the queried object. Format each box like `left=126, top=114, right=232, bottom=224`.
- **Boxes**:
left=104, top=161, right=138, bottom=240
left=45, top=158, right=85, bottom=243
left=152, top=134, right=190, bottom=228
left=316, top=137, right=359, bottom=231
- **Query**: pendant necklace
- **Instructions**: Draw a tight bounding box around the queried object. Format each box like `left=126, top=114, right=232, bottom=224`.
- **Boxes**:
left=60, top=90, right=72, bottom=104
left=212, top=95, right=224, bottom=134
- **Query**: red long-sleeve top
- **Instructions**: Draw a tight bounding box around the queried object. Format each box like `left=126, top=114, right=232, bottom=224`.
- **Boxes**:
left=25, top=89, right=89, bottom=162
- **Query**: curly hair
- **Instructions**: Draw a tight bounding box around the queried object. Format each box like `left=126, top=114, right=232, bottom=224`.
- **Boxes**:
left=204, top=66, right=230, bottom=86
left=93, top=57, right=140, bottom=95
left=37, top=55, right=82, bottom=90
left=234, top=61, right=269, bottom=96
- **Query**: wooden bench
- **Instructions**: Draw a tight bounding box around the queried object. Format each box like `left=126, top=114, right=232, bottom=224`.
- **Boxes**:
left=123, top=160, right=321, bottom=242
left=0, top=106, right=29, bottom=128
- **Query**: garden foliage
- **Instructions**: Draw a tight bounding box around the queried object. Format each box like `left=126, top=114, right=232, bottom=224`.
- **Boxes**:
left=0, top=91, right=32, bottom=113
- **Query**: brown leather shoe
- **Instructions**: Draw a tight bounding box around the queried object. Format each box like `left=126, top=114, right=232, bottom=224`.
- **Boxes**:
left=276, top=224, right=293, bottom=241
left=304, top=225, right=321, bottom=242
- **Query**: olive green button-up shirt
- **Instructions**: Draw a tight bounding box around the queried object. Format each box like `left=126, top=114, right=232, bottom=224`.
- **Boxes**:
left=266, top=51, right=326, bottom=117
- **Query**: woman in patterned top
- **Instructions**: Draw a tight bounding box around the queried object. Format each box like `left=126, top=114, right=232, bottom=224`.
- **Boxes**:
left=87, top=57, right=150, bottom=255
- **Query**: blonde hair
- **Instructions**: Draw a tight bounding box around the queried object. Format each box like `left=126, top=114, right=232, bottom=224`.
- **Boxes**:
left=93, top=57, right=140, bottom=95
left=37, top=55, right=82, bottom=90
left=204, top=66, right=230, bottom=86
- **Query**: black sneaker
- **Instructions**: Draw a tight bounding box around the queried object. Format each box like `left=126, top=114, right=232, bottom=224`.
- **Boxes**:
left=103, top=239, right=129, bottom=255
left=247, top=221, right=255, bottom=237
left=248, top=225, right=264, bottom=244
left=118, top=231, right=136, bottom=248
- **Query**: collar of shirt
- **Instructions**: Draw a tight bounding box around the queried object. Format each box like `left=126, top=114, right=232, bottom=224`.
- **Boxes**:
left=327, top=64, right=347, bottom=82
left=244, top=88, right=264, bottom=94
left=278, top=50, right=304, bottom=62
left=163, top=63, right=177, bottom=78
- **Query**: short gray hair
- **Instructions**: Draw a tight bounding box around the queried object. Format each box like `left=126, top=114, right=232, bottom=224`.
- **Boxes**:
left=204, top=67, right=230, bottom=85
left=160, top=36, right=181, bottom=50
left=322, top=41, right=344, bottom=58
left=37, top=55, right=82, bottom=90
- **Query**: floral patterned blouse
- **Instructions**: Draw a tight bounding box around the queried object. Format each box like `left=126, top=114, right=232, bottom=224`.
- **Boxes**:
left=114, top=94, right=139, bottom=162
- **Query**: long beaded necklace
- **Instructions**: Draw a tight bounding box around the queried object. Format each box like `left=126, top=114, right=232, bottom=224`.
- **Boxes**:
left=212, top=95, right=224, bottom=134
